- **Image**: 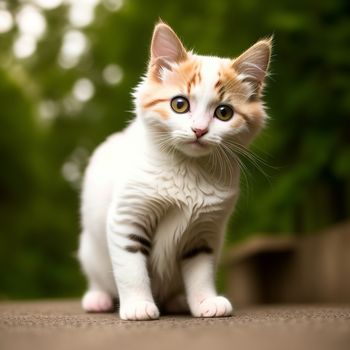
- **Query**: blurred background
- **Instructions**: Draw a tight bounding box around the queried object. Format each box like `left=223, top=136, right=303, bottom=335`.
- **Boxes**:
left=0, top=0, right=349, bottom=301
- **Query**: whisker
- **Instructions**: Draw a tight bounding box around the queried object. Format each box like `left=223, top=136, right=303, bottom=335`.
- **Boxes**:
left=224, top=146, right=250, bottom=196
left=222, top=140, right=273, bottom=186
left=226, top=140, right=276, bottom=169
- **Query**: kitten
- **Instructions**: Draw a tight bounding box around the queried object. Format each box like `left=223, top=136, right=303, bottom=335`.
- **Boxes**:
left=78, top=22, right=271, bottom=320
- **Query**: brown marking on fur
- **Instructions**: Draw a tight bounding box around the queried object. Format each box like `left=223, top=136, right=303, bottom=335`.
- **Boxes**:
left=165, top=58, right=200, bottom=94
left=214, top=70, right=222, bottom=89
left=141, top=247, right=150, bottom=256
left=218, top=86, right=225, bottom=101
left=187, top=68, right=202, bottom=95
left=128, top=234, right=151, bottom=248
left=182, top=245, right=213, bottom=259
left=216, top=63, right=252, bottom=104
left=214, top=79, right=222, bottom=89
left=142, top=98, right=168, bottom=109
left=133, top=222, right=151, bottom=239
left=214, top=71, right=226, bottom=99
left=216, top=65, right=235, bottom=101
left=188, top=72, right=198, bottom=93
left=125, top=245, right=149, bottom=256
left=187, top=72, right=196, bottom=95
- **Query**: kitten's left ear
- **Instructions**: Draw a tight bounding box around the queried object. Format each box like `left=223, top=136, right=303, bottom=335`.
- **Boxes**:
left=232, top=38, right=272, bottom=95
left=149, top=22, right=188, bottom=81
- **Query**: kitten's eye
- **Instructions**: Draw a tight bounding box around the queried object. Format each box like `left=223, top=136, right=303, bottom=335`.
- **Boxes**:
left=214, top=105, right=234, bottom=121
left=170, top=96, right=190, bottom=114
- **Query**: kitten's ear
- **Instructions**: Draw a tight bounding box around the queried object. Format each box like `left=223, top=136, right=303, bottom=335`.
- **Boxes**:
left=149, top=22, right=187, bottom=80
left=232, top=38, right=272, bottom=95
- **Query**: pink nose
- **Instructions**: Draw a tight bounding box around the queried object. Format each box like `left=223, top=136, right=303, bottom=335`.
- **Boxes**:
left=192, top=127, right=208, bottom=138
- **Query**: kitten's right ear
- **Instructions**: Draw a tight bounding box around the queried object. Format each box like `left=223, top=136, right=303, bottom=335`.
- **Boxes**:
left=149, top=22, right=187, bottom=81
left=232, top=38, right=272, bottom=95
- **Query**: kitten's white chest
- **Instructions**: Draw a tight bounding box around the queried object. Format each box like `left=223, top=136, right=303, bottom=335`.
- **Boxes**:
left=144, top=160, right=237, bottom=283
left=152, top=160, right=232, bottom=210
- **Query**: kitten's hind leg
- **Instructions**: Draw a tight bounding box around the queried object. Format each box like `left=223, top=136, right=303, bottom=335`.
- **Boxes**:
left=78, top=231, right=116, bottom=313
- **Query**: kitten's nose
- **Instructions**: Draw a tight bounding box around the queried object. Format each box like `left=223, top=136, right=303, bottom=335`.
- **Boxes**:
left=192, top=127, right=208, bottom=138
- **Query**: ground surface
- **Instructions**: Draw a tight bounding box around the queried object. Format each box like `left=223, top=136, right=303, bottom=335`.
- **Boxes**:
left=1, top=300, right=349, bottom=350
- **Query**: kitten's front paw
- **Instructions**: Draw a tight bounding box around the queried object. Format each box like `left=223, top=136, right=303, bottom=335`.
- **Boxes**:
left=82, top=290, right=114, bottom=313
left=192, top=296, right=233, bottom=318
left=120, top=300, right=160, bottom=321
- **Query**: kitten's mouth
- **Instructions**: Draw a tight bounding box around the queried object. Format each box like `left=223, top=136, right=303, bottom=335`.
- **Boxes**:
left=178, top=139, right=212, bottom=157
left=187, top=139, right=207, bottom=148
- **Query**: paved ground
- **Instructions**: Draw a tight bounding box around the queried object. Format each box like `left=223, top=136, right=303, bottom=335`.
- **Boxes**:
left=1, top=300, right=349, bottom=350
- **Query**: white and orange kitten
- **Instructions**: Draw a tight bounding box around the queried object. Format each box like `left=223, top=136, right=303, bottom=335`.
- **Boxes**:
left=78, top=22, right=271, bottom=320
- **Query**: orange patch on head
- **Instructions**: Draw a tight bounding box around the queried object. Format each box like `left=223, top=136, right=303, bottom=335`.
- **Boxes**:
left=164, top=58, right=201, bottom=94
left=146, top=55, right=201, bottom=98
left=220, top=64, right=236, bottom=80
left=153, top=107, right=169, bottom=120
left=142, top=98, right=169, bottom=109
left=230, top=113, right=246, bottom=129
left=178, top=59, right=199, bottom=78
left=232, top=101, right=267, bottom=136
left=216, top=64, right=250, bottom=104
left=140, top=86, right=171, bottom=120
left=186, top=67, right=201, bottom=95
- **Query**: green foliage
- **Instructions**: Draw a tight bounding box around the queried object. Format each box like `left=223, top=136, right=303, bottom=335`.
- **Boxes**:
left=0, top=0, right=349, bottom=298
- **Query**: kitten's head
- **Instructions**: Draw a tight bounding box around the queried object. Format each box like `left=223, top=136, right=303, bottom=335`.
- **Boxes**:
left=134, top=22, right=272, bottom=158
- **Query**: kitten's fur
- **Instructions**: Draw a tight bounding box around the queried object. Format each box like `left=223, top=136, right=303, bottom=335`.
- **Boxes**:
left=78, top=22, right=271, bottom=320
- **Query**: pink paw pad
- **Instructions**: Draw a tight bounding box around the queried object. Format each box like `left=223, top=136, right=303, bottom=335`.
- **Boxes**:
left=82, top=291, right=114, bottom=313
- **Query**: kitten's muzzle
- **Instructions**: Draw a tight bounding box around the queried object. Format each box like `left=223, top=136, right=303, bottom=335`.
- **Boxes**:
left=191, top=127, right=208, bottom=139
